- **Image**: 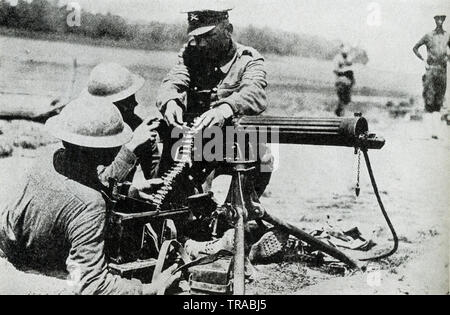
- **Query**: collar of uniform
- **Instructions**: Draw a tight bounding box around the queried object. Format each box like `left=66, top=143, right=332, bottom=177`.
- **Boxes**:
left=54, top=148, right=104, bottom=191
left=219, top=41, right=238, bottom=74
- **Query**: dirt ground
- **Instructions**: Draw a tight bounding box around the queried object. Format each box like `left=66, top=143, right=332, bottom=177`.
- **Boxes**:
left=0, top=116, right=448, bottom=295
left=227, top=117, right=449, bottom=295
left=0, top=36, right=449, bottom=295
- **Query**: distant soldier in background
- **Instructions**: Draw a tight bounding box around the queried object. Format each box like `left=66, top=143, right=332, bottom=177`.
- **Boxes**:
left=333, top=44, right=355, bottom=117
left=413, top=14, right=450, bottom=139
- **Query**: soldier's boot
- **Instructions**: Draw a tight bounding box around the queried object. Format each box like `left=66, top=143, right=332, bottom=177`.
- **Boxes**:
left=184, top=229, right=255, bottom=279
left=431, top=112, right=442, bottom=139
left=249, top=229, right=289, bottom=264
left=424, top=113, right=435, bottom=139
left=184, top=229, right=235, bottom=260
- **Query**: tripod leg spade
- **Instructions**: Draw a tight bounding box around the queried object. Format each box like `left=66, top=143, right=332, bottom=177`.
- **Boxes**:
left=262, top=212, right=360, bottom=269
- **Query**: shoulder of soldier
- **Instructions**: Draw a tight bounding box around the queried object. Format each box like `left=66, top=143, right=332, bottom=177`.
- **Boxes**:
left=235, top=43, right=265, bottom=61
left=421, top=32, right=433, bottom=40
left=415, top=32, right=431, bottom=46
left=33, top=149, right=107, bottom=214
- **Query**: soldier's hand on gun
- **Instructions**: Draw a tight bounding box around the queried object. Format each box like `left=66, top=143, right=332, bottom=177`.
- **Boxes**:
left=132, top=178, right=164, bottom=191
left=126, top=117, right=160, bottom=153
left=195, top=105, right=234, bottom=129
left=128, top=178, right=164, bottom=199
left=143, top=264, right=182, bottom=295
left=164, top=100, right=184, bottom=128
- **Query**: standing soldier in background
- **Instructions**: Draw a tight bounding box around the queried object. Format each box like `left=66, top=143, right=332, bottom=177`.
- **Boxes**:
left=413, top=14, right=450, bottom=139
left=156, top=3, right=287, bottom=263
left=333, top=44, right=355, bottom=117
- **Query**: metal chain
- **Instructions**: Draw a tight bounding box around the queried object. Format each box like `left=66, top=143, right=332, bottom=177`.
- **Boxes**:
left=355, top=149, right=361, bottom=197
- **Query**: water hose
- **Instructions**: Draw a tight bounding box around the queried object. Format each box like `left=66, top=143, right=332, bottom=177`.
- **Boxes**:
left=359, top=149, right=399, bottom=261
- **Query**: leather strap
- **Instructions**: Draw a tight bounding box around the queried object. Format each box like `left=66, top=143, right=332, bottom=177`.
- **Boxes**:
left=173, top=250, right=233, bottom=275
left=152, top=241, right=233, bottom=295
left=152, top=240, right=190, bottom=295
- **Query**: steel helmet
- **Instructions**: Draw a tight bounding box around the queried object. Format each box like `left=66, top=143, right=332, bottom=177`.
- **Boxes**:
left=46, top=95, right=132, bottom=148
left=83, top=63, right=145, bottom=103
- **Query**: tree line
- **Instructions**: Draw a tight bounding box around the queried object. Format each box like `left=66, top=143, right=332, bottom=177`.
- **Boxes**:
left=0, top=0, right=369, bottom=64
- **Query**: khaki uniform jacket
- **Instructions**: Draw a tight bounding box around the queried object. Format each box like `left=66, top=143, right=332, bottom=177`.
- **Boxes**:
left=0, top=148, right=143, bottom=295
left=156, top=41, right=268, bottom=116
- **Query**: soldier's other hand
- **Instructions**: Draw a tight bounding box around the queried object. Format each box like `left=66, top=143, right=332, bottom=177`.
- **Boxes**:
left=129, top=178, right=164, bottom=199
left=164, top=100, right=184, bottom=128
left=196, top=105, right=233, bottom=129
left=132, top=178, right=164, bottom=192
left=126, top=117, right=159, bottom=152
left=143, top=264, right=182, bottom=295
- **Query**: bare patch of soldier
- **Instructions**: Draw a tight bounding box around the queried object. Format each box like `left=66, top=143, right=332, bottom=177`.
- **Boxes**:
left=413, top=13, right=450, bottom=139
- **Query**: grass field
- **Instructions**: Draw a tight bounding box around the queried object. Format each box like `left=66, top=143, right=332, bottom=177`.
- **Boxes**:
left=0, top=35, right=421, bottom=116
left=0, top=35, right=448, bottom=295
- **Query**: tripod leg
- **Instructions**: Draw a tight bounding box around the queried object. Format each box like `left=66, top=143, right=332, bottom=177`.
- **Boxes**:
left=230, top=170, right=247, bottom=295
left=263, top=212, right=360, bottom=269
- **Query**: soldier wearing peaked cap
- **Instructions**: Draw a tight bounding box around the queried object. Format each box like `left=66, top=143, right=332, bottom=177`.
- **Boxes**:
left=413, top=13, right=450, bottom=139
left=157, top=6, right=267, bottom=128
left=156, top=7, right=288, bottom=264
left=156, top=6, right=271, bottom=193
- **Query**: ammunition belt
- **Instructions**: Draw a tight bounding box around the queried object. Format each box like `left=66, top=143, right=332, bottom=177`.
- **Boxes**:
left=141, top=123, right=200, bottom=209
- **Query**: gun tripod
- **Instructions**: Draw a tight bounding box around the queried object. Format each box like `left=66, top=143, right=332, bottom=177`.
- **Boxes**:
left=225, top=145, right=398, bottom=295
left=224, top=158, right=360, bottom=295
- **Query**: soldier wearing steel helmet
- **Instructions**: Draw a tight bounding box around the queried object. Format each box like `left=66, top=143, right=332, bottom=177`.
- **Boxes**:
left=84, top=63, right=161, bottom=183
left=0, top=95, right=180, bottom=295
left=413, top=13, right=450, bottom=139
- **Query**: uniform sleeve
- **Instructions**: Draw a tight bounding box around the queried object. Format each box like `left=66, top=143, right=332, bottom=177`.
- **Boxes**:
left=65, top=200, right=143, bottom=295
left=135, top=141, right=160, bottom=180
left=97, top=146, right=138, bottom=186
left=214, top=57, right=268, bottom=116
left=156, top=46, right=191, bottom=113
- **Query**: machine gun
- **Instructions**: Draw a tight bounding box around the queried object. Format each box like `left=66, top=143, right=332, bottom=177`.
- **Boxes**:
left=104, top=114, right=396, bottom=295
left=228, top=114, right=396, bottom=294
left=234, top=115, right=384, bottom=149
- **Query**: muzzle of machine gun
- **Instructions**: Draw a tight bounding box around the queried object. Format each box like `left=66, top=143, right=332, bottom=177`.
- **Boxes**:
left=234, top=114, right=385, bottom=150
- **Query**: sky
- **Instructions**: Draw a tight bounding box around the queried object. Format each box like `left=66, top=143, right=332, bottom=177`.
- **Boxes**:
left=49, top=0, right=450, bottom=72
